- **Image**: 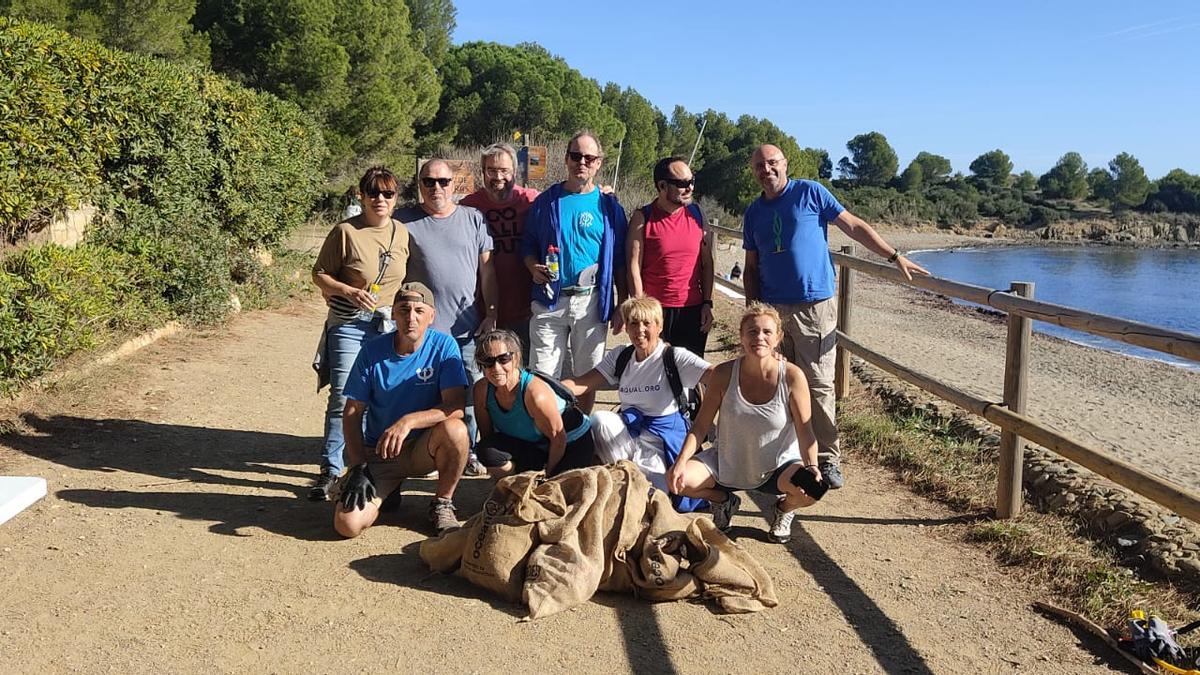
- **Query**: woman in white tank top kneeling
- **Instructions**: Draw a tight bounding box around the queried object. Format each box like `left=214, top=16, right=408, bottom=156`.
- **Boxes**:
left=666, top=302, right=825, bottom=543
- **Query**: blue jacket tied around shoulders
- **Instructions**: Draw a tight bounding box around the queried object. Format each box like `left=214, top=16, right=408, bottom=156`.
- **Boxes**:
left=521, top=183, right=628, bottom=321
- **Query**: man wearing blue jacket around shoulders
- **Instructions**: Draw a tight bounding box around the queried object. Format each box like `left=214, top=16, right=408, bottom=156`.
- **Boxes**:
left=522, top=130, right=628, bottom=413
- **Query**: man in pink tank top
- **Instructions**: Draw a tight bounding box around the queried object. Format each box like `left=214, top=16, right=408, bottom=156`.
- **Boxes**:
left=626, top=157, right=714, bottom=359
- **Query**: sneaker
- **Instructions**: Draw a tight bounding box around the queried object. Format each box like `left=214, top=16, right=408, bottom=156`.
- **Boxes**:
left=819, top=460, right=845, bottom=490
left=463, top=454, right=487, bottom=477
left=308, top=469, right=339, bottom=501
left=707, top=492, right=741, bottom=531
left=428, top=497, right=460, bottom=534
left=769, top=498, right=796, bottom=544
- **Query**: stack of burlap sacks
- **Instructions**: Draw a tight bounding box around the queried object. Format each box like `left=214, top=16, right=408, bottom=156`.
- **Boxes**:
left=420, top=461, right=778, bottom=619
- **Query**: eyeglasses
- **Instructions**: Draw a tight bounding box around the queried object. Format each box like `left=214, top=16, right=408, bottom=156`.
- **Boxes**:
left=420, top=177, right=454, bottom=189
left=663, top=178, right=694, bottom=189
left=753, top=157, right=786, bottom=170
left=566, top=151, right=602, bottom=165
left=477, top=351, right=515, bottom=368
left=364, top=188, right=396, bottom=199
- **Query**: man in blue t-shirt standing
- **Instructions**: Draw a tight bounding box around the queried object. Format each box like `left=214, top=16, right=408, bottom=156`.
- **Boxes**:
left=523, top=130, right=628, bottom=412
left=334, top=282, right=471, bottom=537
left=742, top=144, right=929, bottom=489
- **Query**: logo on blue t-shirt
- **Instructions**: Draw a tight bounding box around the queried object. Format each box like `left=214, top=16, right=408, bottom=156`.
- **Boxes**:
left=578, top=212, right=595, bottom=229
left=417, top=367, right=434, bottom=383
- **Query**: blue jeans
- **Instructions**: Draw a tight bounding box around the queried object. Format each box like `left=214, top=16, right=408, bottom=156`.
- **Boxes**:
left=322, top=319, right=381, bottom=474
left=457, top=336, right=482, bottom=451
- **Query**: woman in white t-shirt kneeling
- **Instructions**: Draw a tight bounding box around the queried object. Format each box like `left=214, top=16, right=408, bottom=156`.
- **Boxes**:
left=562, top=296, right=712, bottom=508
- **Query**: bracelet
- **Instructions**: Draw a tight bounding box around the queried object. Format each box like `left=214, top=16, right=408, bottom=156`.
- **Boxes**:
left=887, top=250, right=902, bottom=263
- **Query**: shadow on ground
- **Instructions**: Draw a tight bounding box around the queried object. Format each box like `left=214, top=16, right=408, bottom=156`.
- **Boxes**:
left=350, top=541, right=525, bottom=618
left=743, top=491, right=937, bottom=675
left=2, top=414, right=495, bottom=542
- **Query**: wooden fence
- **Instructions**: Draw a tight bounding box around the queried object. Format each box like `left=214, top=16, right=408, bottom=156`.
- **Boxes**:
left=710, top=224, right=1200, bottom=522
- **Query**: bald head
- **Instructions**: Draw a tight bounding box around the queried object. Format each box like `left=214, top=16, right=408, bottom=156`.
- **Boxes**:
left=418, top=158, right=455, bottom=216
left=420, top=159, right=451, bottom=178
left=751, top=144, right=788, bottom=198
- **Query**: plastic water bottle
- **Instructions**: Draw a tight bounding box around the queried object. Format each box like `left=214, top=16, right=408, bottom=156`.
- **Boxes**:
left=545, top=246, right=560, bottom=282
left=356, top=283, right=380, bottom=322
left=543, top=245, right=560, bottom=297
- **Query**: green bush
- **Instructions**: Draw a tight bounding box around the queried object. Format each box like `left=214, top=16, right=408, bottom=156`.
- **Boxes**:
left=977, top=188, right=1031, bottom=225
left=836, top=186, right=935, bottom=226
left=1026, top=206, right=1060, bottom=228
left=925, top=186, right=979, bottom=227
left=0, top=244, right=165, bottom=391
left=0, top=17, right=328, bottom=390
left=0, top=17, right=326, bottom=245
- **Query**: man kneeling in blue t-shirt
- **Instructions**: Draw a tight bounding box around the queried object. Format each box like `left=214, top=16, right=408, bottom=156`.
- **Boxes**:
left=334, top=282, right=471, bottom=538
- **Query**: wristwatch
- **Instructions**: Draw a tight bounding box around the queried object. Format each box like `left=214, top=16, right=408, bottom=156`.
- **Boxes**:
left=701, top=299, right=713, bottom=307
left=887, top=250, right=902, bottom=263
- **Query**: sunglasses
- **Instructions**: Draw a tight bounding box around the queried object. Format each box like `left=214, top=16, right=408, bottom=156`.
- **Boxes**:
left=662, top=178, right=694, bottom=189
left=364, top=188, right=396, bottom=199
left=477, top=351, right=515, bottom=368
left=420, top=177, right=454, bottom=189
left=566, top=151, right=602, bottom=165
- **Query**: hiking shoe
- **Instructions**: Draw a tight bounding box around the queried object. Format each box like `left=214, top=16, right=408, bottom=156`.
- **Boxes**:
left=769, top=498, right=796, bottom=544
left=708, top=492, right=741, bottom=531
left=428, top=497, right=460, bottom=534
left=308, top=469, right=339, bottom=501
left=819, top=460, right=845, bottom=490
left=463, top=454, right=487, bottom=477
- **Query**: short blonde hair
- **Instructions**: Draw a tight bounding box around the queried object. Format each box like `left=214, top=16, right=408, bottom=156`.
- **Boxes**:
left=619, top=296, right=663, bottom=327
left=739, top=302, right=782, bottom=333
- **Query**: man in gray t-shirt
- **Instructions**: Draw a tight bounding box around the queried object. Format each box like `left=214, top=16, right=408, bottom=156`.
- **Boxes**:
left=395, top=159, right=498, bottom=475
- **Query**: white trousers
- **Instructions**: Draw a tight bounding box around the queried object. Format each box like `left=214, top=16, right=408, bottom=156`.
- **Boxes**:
left=529, top=293, right=607, bottom=378
left=590, top=410, right=668, bottom=492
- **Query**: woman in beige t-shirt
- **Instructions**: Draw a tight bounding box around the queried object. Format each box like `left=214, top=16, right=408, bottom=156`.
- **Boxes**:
left=309, top=166, right=409, bottom=500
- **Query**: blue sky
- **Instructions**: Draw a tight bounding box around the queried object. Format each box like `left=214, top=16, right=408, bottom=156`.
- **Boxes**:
left=453, top=1, right=1200, bottom=179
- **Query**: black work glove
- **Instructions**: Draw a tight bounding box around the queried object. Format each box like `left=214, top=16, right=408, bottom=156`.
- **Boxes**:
left=340, top=464, right=376, bottom=511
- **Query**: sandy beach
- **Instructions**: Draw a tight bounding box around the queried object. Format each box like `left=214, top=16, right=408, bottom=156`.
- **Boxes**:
left=713, top=228, right=1200, bottom=492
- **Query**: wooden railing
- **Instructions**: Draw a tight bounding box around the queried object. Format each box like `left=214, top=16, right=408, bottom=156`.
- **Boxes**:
left=708, top=224, right=1200, bottom=522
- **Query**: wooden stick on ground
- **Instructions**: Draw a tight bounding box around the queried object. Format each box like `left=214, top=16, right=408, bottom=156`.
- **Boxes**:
left=1032, top=601, right=1156, bottom=675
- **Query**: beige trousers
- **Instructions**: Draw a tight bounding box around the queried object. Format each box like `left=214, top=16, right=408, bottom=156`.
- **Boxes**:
left=772, top=297, right=839, bottom=462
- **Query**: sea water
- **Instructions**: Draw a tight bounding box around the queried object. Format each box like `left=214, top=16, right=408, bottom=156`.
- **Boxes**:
left=905, top=246, right=1200, bottom=371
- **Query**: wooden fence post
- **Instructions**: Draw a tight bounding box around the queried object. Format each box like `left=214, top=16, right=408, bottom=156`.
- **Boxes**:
left=834, top=245, right=855, bottom=400
left=996, top=281, right=1034, bottom=519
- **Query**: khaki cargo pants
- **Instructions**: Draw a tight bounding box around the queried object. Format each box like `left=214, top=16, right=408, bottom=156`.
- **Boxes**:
left=773, top=297, right=839, bottom=463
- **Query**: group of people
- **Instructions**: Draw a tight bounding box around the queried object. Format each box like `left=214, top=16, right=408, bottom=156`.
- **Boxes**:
left=311, top=131, right=929, bottom=541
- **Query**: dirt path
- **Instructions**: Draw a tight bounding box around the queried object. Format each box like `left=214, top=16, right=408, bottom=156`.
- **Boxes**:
left=0, top=298, right=1125, bottom=672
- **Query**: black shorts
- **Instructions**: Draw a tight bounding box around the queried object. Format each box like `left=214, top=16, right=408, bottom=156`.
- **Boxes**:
left=715, top=460, right=801, bottom=496
left=662, top=303, right=709, bottom=358
left=476, top=408, right=597, bottom=476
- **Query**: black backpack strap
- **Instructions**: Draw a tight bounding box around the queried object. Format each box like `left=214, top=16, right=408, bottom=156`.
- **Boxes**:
left=663, top=345, right=689, bottom=414
left=687, top=203, right=704, bottom=228
left=527, top=368, right=578, bottom=408
left=614, top=345, right=635, bottom=380
left=640, top=204, right=653, bottom=221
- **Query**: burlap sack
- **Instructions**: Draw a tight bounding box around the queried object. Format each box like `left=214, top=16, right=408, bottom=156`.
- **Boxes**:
left=419, top=474, right=540, bottom=602
left=525, top=462, right=650, bottom=619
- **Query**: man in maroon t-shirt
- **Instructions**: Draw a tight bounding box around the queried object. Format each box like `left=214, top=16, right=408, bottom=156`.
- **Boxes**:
left=627, top=156, right=714, bottom=359
left=460, top=143, right=540, bottom=356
